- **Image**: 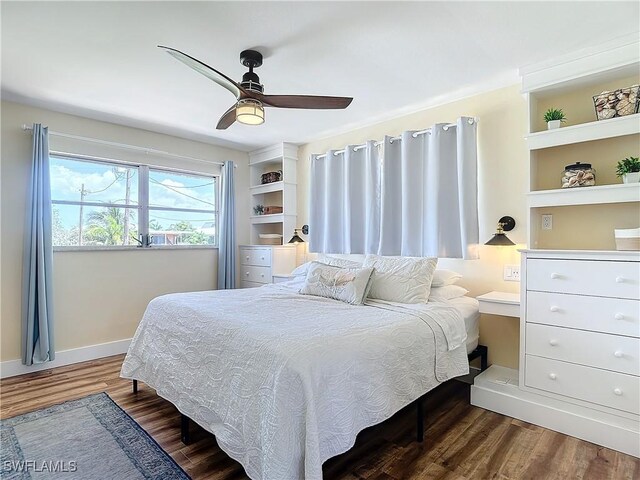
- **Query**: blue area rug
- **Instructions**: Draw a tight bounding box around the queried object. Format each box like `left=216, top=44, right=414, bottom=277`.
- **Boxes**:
left=1, top=392, right=190, bottom=479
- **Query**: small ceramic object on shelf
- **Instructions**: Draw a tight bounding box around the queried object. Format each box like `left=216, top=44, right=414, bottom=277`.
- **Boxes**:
left=622, top=172, right=640, bottom=184
left=562, top=162, right=596, bottom=188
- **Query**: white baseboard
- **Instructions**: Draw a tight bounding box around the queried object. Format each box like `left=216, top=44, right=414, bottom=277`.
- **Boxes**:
left=0, top=338, right=131, bottom=379
left=471, top=365, right=639, bottom=458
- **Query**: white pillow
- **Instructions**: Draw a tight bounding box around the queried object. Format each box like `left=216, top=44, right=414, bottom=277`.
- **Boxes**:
left=429, top=285, right=469, bottom=301
left=300, top=262, right=374, bottom=305
left=431, top=269, right=463, bottom=287
left=363, top=255, right=438, bottom=303
left=291, top=261, right=312, bottom=276
left=317, top=254, right=363, bottom=269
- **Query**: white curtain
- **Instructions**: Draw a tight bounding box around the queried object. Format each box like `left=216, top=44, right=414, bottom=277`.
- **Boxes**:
left=309, top=141, right=380, bottom=254
left=309, top=117, right=478, bottom=259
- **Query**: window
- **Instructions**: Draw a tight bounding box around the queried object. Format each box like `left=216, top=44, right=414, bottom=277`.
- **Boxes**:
left=50, top=155, right=218, bottom=248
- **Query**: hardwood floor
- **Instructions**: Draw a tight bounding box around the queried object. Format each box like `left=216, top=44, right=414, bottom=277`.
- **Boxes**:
left=1, top=354, right=638, bottom=480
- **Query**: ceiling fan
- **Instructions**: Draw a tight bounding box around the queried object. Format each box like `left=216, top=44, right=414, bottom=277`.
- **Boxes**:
left=158, top=46, right=353, bottom=129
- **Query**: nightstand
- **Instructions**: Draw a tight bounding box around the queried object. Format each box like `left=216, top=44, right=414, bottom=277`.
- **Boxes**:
left=476, top=291, right=520, bottom=317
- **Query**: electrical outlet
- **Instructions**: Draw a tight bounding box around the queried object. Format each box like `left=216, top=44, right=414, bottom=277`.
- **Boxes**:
left=542, top=214, right=553, bottom=230
left=504, top=264, right=521, bottom=282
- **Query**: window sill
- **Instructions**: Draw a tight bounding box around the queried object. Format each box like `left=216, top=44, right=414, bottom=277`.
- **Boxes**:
left=53, top=245, right=218, bottom=252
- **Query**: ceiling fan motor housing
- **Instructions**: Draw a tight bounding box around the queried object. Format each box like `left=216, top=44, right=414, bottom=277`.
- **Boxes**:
left=240, top=49, right=264, bottom=93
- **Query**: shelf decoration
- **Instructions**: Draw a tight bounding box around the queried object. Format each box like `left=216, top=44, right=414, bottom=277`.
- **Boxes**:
left=543, top=108, right=566, bottom=130
left=253, top=204, right=264, bottom=215
left=593, top=84, right=639, bottom=120
left=562, top=162, right=596, bottom=188
left=616, top=156, right=640, bottom=184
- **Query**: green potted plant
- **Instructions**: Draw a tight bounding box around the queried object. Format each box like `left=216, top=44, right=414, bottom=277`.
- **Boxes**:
left=543, top=108, right=567, bottom=130
left=616, top=156, right=640, bottom=184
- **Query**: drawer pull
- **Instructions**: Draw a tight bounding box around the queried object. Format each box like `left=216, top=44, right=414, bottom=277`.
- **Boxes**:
left=245, top=272, right=250, bottom=276
left=550, top=273, right=561, bottom=279
left=549, top=306, right=560, bottom=313
left=613, top=388, right=622, bottom=396
left=615, top=276, right=625, bottom=284
left=549, top=339, right=558, bottom=346
left=261, top=256, right=265, bottom=260
left=260, top=274, right=265, bottom=277
left=614, top=350, right=624, bottom=358
left=614, top=313, right=625, bottom=320
left=548, top=373, right=557, bottom=380
left=246, top=255, right=250, bottom=260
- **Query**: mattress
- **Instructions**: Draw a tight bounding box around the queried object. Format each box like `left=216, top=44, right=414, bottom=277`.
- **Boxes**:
left=449, top=296, right=480, bottom=354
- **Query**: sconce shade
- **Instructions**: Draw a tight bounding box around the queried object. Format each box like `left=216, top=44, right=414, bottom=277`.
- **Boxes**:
left=288, top=229, right=304, bottom=244
left=485, top=216, right=516, bottom=246
left=485, top=232, right=516, bottom=246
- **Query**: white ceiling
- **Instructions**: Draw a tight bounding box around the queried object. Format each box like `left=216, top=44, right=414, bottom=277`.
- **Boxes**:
left=2, top=1, right=639, bottom=151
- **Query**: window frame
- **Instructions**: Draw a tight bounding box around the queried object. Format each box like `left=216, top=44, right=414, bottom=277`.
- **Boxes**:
left=50, top=153, right=220, bottom=251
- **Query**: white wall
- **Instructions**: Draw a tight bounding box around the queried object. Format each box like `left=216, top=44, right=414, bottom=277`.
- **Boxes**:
left=1, top=101, right=250, bottom=362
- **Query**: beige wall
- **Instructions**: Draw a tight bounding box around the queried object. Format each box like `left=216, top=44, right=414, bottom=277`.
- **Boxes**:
left=297, top=85, right=528, bottom=368
left=1, top=101, right=250, bottom=361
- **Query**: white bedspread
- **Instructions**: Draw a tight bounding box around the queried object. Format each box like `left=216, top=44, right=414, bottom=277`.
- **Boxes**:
left=120, top=281, right=469, bottom=480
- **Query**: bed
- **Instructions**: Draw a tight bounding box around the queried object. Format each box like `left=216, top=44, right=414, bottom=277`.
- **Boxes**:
left=121, top=277, right=479, bottom=480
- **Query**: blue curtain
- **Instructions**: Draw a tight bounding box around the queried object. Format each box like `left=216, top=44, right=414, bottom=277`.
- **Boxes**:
left=22, top=123, right=55, bottom=365
left=217, top=161, right=236, bottom=289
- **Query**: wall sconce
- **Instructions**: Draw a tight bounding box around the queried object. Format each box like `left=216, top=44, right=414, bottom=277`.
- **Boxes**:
left=288, top=225, right=309, bottom=244
left=485, top=216, right=516, bottom=246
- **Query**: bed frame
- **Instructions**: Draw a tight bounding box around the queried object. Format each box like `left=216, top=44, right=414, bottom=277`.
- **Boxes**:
left=131, top=344, right=488, bottom=445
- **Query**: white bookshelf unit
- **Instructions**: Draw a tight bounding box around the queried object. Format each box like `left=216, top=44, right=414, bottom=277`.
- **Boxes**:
left=471, top=36, right=640, bottom=458
left=248, top=143, right=298, bottom=245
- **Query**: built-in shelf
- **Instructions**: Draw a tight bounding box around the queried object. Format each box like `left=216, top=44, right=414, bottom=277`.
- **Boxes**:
left=251, top=214, right=285, bottom=224
left=528, top=183, right=640, bottom=207
left=250, top=181, right=284, bottom=195
left=526, top=114, right=640, bottom=150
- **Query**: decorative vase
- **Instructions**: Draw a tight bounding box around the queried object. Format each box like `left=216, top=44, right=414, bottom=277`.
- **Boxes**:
left=622, top=172, right=640, bottom=184
left=547, top=120, right=561, bottom=130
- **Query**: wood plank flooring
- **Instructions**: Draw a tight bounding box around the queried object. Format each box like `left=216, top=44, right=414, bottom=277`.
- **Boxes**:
left=1, top=354, right=638, bottom=479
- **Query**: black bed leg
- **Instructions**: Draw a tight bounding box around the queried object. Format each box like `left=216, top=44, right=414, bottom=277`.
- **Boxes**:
left=416, top=398, right=424, bottom=443
left=132, top=380, right=138, bottom=394
left=181, top=414, right=191, bottom=445
left=479, top=345, right=488, bottom=372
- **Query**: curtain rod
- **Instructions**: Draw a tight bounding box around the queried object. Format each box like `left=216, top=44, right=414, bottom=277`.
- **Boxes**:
left=21, top=124, right=233, bottom=168
left=315, top=118, right=478, bottom=159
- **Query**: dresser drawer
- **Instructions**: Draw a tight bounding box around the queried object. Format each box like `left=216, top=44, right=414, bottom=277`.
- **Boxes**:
left=527, top=291, right=640, bottom=337
left=527, top=259, right=640, bottom=300
left=240, top=247, right=271, bottom=267
left=525, top=355, right=640, bottom=415
left=526, top=323, right=640, bottom=376
left=240, top=280, right=265, bottom=289
left=242, top=265, right=271, bottom=284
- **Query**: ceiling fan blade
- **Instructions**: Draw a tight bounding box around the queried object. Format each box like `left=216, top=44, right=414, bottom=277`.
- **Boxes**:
left=158, top=45, right=245, bottom=99
left=216, top=105, right=237, bottom=130
left=255, top=94, right=353, bottom=110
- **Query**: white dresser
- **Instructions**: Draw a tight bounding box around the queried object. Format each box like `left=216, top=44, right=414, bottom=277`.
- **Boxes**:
left=239, top=245, right=297, bottom=288
left=521, top=249, right=640, bottom=454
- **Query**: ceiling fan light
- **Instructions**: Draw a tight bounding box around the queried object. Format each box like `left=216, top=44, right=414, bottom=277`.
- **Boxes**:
left=236, top=99, right=264, bottom=125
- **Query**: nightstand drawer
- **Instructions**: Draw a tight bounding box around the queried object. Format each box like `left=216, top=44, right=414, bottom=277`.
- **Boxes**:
left=525, top=355, right=639, bottom=415
left=242, top=265, right=271, bottom=284
left=526, top=323, right=640, bottom=376
left=526, top=291, right=640, bottom=337
left=240, top=247, right=271, bottom=267
left=527, top=259, right=640, bottom=300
